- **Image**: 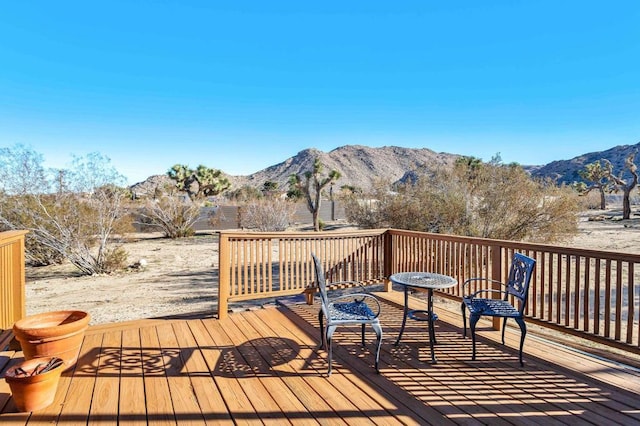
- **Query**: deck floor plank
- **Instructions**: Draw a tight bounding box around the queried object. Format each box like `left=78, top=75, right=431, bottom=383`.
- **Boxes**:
left=139, top=325, right=176, bottom=426
left=119, top=328, right=147, bottom=426
left=88, top=330, right=122, bottom=426
left=2, top=298, right=640, bottom=426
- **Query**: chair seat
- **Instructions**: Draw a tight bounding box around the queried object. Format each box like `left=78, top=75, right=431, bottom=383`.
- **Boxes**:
left=329, top=301, right=376, bottom=321
left=464, top=297, right=521, bottom=318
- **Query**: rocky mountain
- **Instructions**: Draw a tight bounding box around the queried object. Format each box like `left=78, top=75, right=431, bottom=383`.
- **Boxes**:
left=528, top=141, right=640, bottom=185
left=131, top=141, right=640, bottom=197
left=234, top=145, right=459, bottom=192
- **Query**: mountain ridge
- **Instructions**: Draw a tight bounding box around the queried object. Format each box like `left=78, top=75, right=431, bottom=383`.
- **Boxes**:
left=131, top=142, right=640, bottom=197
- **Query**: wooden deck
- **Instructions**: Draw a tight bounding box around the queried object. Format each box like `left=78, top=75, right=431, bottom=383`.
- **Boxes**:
left=1, top=292, right=639, bottom=425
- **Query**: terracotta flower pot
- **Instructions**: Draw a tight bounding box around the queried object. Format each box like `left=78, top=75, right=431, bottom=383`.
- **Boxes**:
left=13, top=310, right=91, bottom=368
left=4, top=357, right=64, bottom=412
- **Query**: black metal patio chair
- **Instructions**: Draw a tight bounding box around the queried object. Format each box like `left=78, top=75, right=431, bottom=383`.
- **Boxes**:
left=312, top=253, right=383, bottom=376
left=461, top=252, right=536, bottom=366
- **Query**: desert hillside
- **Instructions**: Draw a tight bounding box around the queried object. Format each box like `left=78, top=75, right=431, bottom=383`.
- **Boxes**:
left=131, top=141, right=640, bottom=197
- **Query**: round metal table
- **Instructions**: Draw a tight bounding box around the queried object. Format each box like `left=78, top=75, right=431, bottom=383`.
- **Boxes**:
left=391, top=272, right=458, bottom=363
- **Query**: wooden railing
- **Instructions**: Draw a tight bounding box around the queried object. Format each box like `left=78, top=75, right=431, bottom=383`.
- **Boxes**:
left=0, top=230, right=27, bottom=330
left=219, top=229, right=640, bottom=354
left=218, top=229, right=390, bottom=316
left=386, top=229, right=640, bottom=353
left=1, top=228, right=637, bottom=354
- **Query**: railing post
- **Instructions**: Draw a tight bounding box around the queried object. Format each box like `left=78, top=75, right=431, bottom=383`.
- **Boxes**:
left=218, top=232, right=230, bottom=319
left=490, top=244, right=503, bottom=330
left=383, top=230, right=393, bottom=291
left=0, top=230, right=28, bottom=330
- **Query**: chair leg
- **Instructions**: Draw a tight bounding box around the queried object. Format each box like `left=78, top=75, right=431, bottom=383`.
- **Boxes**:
left=372, top=322, right=383, bottom=374
left=326, top=325, right=337, bottom=376
left=361, top=324, right=366, bottom=347
left=461, top=302, right=467, bottom=337
left=469, top=313, right=480, bottom=361
left=515, top=317, right=527, bottom=366
left=501, top=317, right=508, bottom=345
left=318, top=310, right=325, bottom=349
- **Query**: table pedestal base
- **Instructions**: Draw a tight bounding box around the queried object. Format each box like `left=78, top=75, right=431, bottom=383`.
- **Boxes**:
left=395, top=287, right=439, bottom=363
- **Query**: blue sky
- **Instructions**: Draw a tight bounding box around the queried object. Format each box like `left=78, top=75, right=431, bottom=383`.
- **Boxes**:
left=1, top=1, right=639, bottom=184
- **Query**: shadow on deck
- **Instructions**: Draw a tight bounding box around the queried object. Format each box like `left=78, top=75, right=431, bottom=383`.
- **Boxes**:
left=1, top=292, right=639, bottom=425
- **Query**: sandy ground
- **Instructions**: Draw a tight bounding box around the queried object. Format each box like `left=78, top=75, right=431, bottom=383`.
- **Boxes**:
left=24, top=209, right=640, bottom=326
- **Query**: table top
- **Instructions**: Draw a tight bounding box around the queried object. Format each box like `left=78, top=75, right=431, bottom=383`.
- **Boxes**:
left=390, top=272, right=457, bottom=290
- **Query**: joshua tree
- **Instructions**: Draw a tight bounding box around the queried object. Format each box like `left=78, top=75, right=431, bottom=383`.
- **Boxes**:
left=574, top=159, right=614, bottom=209
left=167, top=164, right=230, bottom=200
left=288, top=158, right=341, bottom=231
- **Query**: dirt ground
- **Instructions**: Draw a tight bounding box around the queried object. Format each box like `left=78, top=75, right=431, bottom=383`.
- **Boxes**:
left=24, top=209, right=640, bottom=326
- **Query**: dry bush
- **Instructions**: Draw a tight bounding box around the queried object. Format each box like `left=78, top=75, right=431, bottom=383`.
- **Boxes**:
left=344, top=161, right=581, bottom=243
left=0, top=195, right=65, bottom=266
left=0, top=147, right=132, bottom=274
left=1, top=187, right=132, bottom=274
left=137, top=191, right=202, bottom=238
left=240, top=199, right=297, bottom=231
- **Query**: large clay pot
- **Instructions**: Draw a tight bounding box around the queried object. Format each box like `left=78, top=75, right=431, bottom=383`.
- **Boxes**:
left=4, top=357, right=64, bottom=412
left=13, top=310, right=90, bottom=368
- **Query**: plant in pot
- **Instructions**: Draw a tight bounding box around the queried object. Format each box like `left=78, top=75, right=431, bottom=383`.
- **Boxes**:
left=4, top=357, right=65, bottom=412
left=13, top=310, right=91, bottom=369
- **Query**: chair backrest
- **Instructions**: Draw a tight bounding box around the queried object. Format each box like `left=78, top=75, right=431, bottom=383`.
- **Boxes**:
left=505, top=252, right=536, bottom=312
left=312, top=253, right=330, bottom=317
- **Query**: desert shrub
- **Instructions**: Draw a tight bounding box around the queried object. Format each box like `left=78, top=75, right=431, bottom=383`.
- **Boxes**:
left=343, top=159, right=581, bottom=243
left=137, top=191, right=201, bottom=238
left=240, top=199, right=296, bottom=231
left=1, top=187, right=133, bottom=274
left=0, top=146, right=132, bottom=274
left=226, top=185, right=263, bottom=202
left=0, top=194, right=64, bottom=266
left=101, top=246, right=129, bottom=273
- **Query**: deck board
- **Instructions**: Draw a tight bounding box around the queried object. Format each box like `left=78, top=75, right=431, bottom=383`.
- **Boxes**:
left=119, top=327, right=147, bottom=426
left=2, top=295, right=640, bottom=425
left=88, top=329, right=121, bottom=426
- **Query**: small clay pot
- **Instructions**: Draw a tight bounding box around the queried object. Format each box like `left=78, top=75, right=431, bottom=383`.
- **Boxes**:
left=13, top=310, right=90, bottom=368
left=4, top=357, right=64, bottom=412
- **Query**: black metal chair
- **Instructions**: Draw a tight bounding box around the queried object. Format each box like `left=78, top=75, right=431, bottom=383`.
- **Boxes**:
left=461, top=252, right=536, bottom=365
left=312, top=253, right=383, bottom=375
